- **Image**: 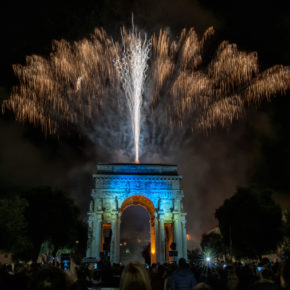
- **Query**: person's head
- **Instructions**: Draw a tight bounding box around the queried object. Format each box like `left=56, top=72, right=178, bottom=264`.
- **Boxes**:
left=158, top=265, right=167, bottom=278
left=120, top=262, right=151, bottom=290
left=281, top=259, right=290, bottom=288
left=194, top=282, right=212, bottom=290
left=179, top=258, right=187, bottom=269
left=261, top=268, right=272, bottom=280
left=32, top=265, right=68, bottom=290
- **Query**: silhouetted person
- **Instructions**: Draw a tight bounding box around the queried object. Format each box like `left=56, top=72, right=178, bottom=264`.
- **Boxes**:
left=70, top=267, right=88, bottom=290
left=171, top=258, right=197, bottom=290
left=194, top=282, right=211, bottom=290
left=120, top=262, right=151, bottom=290
left=31, top=265, right=68, bottom=290
left=250, top=268, right=280, bottom=290
left=226, top=265, right=239, bottom=290
left=281, top=259, right=290, bottom=289
left=151, top=265, right=166, bottom=290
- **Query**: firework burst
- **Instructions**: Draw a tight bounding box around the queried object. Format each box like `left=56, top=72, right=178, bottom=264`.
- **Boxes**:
left=2, top=25, right=290, bottom=162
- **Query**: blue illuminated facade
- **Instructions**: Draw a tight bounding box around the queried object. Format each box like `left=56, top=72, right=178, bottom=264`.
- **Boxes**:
left=86, top=163, right=188, bottom=264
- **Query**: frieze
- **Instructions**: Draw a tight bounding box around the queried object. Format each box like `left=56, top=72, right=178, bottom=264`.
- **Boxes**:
left=96, top=163, right=178, bottom=175
left=91, top=189, right=183, bottom=200
left=93, top=175, right=181, bottom=191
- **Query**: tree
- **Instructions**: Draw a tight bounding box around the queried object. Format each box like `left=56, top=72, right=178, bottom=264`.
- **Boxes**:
left=284, top=209, right=290, bottom=238
left=22, top=186, right=87, bottom=260
left=200, top=232, right=225, bottom=257
left=71, top=221, right=88, bottom=264
left=188, top=248, right=202, bottom=264
left=279, top=209, right=290, bottom=260
left=215, top=186, right=283, bottom=258
left=0, top=196, right=33, bottom=260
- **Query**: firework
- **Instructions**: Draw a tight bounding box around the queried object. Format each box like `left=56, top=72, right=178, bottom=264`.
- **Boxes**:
left=2, top=25, right=290, bottom=162
left=114, top=26, right=150, bottom=163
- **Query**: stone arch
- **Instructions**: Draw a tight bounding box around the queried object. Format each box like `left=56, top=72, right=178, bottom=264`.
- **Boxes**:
left=120, top=195, right=155, bottom=218
left=120, top=195, right=157, bottom=264
left=86, top=163, right=188, bottom=265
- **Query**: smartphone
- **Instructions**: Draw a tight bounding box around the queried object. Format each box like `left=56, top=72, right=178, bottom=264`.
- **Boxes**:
left=61, top=254, right=71, bottom=271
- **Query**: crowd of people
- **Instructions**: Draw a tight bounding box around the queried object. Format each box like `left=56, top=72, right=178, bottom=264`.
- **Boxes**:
left=0, top=256, right=290, bottom=290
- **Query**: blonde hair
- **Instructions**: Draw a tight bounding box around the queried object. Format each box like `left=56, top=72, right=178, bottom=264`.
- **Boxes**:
left=120, top=262, right=151, bottom=290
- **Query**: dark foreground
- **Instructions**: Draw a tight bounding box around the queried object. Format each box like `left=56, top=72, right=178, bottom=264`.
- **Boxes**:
left=1, top=258, right=290, bottom=290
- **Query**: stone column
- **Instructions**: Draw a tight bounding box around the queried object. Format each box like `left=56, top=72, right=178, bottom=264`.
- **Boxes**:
left=181, top=218, right=188, bottom=260
left=110, top=214, right=116, bottom=264
left=92, top=213, right=103, bottom=259
left=150, top=217, right=157, bottom=264
left=114, top=212, right=121, bottom=263
left=159, top=213, right=166, bottom=264
left=173, top=213, right=182, bottom=260
left=86, top=218, right=93, bottom=257
left=173, top=213, right=178, bottom=245
left=154, top=213, right=160, bottom=263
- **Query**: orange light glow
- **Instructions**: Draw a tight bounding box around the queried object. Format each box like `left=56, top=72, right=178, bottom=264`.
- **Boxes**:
left=123, top=242, right=127, bottom=246
left=186, top=234, right=191, bottom=240
left=151, top=248, right=155, bottom=254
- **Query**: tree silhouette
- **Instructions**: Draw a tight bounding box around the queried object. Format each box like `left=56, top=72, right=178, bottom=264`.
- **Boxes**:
left=216, top=186, right=283, bottom=258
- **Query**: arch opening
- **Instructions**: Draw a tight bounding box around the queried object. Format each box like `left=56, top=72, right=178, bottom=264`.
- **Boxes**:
left=120, top=205, right=150, bottom=264
left=120, top=195, right=156, bottom=264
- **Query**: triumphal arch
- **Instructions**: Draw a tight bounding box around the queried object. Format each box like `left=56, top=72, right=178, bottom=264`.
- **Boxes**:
left=86, top=163, right=187, bottom=264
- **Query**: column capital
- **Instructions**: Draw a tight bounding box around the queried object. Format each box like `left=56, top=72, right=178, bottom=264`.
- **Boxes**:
left=109, top=211, right=119, bottom=221
left=89, top=200, right=94, bottom=212
left=172, top=212, right=180, bottom=220
left=159, top=213, right=166, bottom=264
left=95, top=212, right=103, bottom=220
left=88, top=212, right=96, bottom=220
left=180, top=215, right=187, bottom=226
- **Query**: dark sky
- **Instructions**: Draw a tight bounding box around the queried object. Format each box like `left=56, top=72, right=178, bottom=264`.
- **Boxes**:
left=0, top=0, right=289, bottom=244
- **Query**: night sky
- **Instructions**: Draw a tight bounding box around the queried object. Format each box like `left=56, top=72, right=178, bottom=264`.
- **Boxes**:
left=0, top=0, right=289, bottom=245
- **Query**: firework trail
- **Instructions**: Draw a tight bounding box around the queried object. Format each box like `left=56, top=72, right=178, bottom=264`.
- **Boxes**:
left=2, top=25, right=290, bottom=162
left=114, top=26, right=150, bottom=163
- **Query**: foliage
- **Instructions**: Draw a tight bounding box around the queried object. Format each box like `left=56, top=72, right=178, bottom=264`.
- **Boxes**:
left=0, top=186, right=87, bottom=262
left=279, top=238, right=290, bottom=261
left=200, top=232, right=225, bottom=257
left=279, top=209, right=290, bottom=260
left=21, top=186, right=87, bottom=260
left=188, top=248, right=202, bottom=263
left=284, top=209, right=290, bottom=238
left=215, top=186, right=283, bottom=258
left=0, top=196, right=33, bottom=260
left=71, top=221, right=88, bottom=264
